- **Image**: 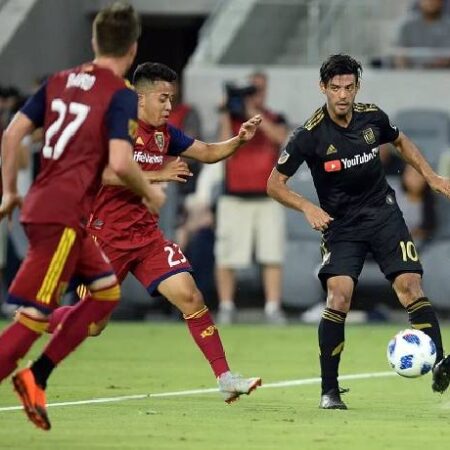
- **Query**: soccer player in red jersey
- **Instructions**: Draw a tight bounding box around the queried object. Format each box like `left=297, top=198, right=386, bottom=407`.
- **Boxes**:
left=49, top=62, right=263, bottom=403
left=0, top=3, right=160, bottom=430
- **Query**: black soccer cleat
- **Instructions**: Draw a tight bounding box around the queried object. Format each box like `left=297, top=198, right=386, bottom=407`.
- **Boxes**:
left=319, top=387, right=349, bottom=410
left=432, top=355, right=450, bottom=394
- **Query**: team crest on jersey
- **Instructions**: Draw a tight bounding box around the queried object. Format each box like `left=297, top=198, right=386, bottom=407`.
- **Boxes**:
left=278, top=149, right=290, bottom=164
left=154, top=132, right=165, bottom=151
left=362, top=128, right=376, bottom=145
left=128, top=119, right=138, bottom=140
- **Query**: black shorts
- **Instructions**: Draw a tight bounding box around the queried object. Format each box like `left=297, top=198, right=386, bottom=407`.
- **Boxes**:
left=318, top=202, right=423, bottom=289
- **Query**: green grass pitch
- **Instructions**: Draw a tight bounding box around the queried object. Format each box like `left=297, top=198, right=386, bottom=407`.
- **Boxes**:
left=0, top=321, right=450, bottom=450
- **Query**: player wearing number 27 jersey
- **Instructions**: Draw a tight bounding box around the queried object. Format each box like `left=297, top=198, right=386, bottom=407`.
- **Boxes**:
left=0, top=3, right=158, bottom=430
left=10, top=63, right=136, bottom=311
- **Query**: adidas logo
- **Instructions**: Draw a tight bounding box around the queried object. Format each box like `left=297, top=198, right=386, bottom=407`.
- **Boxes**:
left=326, top=144, right=337, bottom=155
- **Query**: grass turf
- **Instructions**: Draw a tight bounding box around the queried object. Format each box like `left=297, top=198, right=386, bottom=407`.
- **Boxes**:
left=0, top=322, right=449, bottom=450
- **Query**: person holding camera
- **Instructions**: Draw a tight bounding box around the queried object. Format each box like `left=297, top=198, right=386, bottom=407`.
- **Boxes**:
left=216, top=72, right=289, bottom=325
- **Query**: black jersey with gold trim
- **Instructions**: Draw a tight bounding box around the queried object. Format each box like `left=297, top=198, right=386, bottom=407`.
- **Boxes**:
left=276, top=103, right=400, bottom=224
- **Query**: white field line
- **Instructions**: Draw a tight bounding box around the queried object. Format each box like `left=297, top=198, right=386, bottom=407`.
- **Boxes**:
left=0, top=371, right=397, bottom=413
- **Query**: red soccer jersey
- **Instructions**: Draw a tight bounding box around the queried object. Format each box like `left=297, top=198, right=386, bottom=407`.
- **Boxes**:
left=88, top=120, right=194, bottom=250
left=20, top=63, right=138, bottom=229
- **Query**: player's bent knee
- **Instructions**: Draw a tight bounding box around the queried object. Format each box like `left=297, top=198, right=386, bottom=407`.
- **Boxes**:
left=326, top=291, right=351, bottom=312
left=90, top=282, right=121, bottom=303
left=15, top=309, right=49, bottom=334
left=393, top=273, right=423, bottom=299
left=175, top=287, right=204, bottom=309
left=89, top=274, right=119, bottom=293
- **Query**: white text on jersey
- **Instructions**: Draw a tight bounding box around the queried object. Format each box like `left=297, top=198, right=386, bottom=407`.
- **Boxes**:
left=66, top=73, right=96, bottom=91
left=341, top=147, right=379, bottom=169
left=134, top=151, right=163, bottom=164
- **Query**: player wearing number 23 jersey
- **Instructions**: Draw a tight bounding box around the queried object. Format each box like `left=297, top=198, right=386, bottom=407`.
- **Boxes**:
left=88, top=118, right=194, bottom=293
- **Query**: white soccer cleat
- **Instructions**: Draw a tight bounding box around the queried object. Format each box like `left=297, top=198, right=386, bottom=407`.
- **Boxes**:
left=217, top=371, right=262, bottom=404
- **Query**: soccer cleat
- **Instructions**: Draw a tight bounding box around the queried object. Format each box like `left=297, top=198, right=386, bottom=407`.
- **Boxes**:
left=432, top=355, right=450, bottom=394
left=319, top=387, right=349, bottom=410
left=12, top=368, right=51, bottom=431
left=218, top=371, right=262, bottom=404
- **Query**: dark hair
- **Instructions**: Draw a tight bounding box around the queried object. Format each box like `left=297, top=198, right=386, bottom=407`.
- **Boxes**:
left=320, top=54, right=363, bottom=86
left=93, top=2, right=140, bottom=57
left=132, top=62, right=178, bottom=87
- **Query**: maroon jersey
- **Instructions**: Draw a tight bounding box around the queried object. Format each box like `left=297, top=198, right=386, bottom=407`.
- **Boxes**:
left=20, top=63, right=138, bottom=228
left=88, top=120, right=194, bottom=250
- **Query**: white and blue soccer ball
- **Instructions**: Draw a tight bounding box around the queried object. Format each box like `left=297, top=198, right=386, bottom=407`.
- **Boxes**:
left=387, top=329, right=437, bottom=378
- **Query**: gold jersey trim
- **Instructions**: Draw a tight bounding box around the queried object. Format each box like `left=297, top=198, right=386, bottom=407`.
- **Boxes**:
left=353, top=103, right=379, bottom=113
left=304, top=107, right=325, bottom=131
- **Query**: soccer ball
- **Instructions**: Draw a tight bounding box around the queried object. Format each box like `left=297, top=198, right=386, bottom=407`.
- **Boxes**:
left=387, top=329, right=437, bottom=378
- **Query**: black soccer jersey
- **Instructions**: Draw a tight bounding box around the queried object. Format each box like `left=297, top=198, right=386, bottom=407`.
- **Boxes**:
left=277, top=103, right=400, bottom=226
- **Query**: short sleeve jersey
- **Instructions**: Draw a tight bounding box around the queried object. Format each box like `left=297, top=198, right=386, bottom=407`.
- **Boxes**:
left=277, top=103, right=400, bottom=226
left=20, top=63, right=137, bottom=228
left=88, top=121, right=194, bottom=250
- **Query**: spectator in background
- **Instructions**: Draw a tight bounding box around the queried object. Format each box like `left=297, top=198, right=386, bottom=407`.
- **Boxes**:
left=397, top=165, right=436, bottom=243
left=394, top=0, right=450, bottom=68
left=411, top=0, right=450, bottom=15
left=215, top=72, right=288, bottom=325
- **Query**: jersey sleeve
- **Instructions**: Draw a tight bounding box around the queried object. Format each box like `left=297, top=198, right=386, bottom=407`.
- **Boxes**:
left=276, top=127, right=314, bottom=177
left=106, top=88, right=138, bottom=143
left=167, top=124, right=195, bottom=156
left=377, top=109, right=400, bottom=145
left=21, top=81, right=47, bottom=127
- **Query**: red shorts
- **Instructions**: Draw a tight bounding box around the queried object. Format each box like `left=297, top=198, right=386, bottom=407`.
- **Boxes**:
left=96, top=228, right=192, bottom=296
left=8, top=224, right=114, bottom=313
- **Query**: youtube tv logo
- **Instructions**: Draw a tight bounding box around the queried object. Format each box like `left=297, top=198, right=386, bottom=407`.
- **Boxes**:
left=324, top=160, right=342, bottom=172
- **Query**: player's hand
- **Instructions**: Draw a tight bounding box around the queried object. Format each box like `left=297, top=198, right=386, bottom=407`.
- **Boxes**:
left=303, top=203, right=333, bottom=232
left=428, top=175, right=450, bottom=200
left=142, top=183, right=167, bottom=214
left=0, top=192, right=22, bottom=222
left=159, top=157, right=193, bottom=183
left=238, top=115, right=262, bottom=143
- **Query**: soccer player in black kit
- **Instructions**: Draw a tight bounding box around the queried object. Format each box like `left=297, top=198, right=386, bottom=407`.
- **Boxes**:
left=267, top=54, right=450, bottom=409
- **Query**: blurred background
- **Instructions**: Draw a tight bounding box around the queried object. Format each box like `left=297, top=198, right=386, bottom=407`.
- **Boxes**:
left=1, top=0, right=450, bottom=324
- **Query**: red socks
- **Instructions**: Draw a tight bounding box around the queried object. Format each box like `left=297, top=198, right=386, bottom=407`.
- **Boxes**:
left=184, top=307, right=230, bottom=377
left=47, top=305, right=73, bottom=334
left=0, top=317, right=45, bottom=381
left=43, top=285, right=119, bottom=365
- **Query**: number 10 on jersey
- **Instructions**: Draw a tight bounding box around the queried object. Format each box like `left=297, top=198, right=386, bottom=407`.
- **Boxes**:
left=399, top=240, right=419, bottom=262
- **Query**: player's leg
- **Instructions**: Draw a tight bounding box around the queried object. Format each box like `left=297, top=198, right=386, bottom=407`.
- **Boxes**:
left=319, top=275, right=353, bottom=409
left=371, top=206, right=448, bottom=392
left=5, top=225, right=82, bottom=430
left=256, top=199, right=285, bottom=324
left=392, top=273, right=443, bottom=361
left=158, top=272, right=230, bottom=375
left=134, top=238, right=261, bottom=403
left=318, top=238, right=367, bottom=409
left=0, top=224, right=78, bottom=383
left=47, top=238, right=133, bottom=336
left=17, top=234, right=120, bottom=430
left=215, top=196, right=253, bottom=324
left=391, top=273, right=449, bottom=393
left=157, top=272, right=261, bottom=403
